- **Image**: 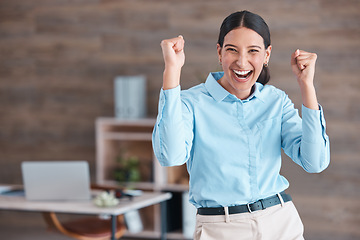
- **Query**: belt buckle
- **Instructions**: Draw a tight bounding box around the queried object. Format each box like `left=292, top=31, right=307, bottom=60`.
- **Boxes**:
left=246, top=203, right=253, bottom=213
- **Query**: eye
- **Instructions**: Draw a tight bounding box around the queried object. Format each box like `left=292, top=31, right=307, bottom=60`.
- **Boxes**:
left=249, top=49, right=260, bottom=53
left=226, top=48, right=238, bottom=53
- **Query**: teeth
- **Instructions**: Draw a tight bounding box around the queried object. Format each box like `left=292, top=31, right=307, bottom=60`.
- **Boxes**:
left=233, top=70, right=251, bottom=75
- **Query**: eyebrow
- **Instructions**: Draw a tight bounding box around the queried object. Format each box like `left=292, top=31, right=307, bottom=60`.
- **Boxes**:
left=224, top=44, right=238, bottom=48
left=248, top=45, right=262, bottom=49
left=224, top=44, right=262, bottom=49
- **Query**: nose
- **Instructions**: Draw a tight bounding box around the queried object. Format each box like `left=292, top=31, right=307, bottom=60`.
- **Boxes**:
left=236, top=53, right=247, bottom=68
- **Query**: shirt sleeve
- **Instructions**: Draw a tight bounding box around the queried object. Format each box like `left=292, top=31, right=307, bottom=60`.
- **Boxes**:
left=281, top=94, right=330, bottom=173
left=152, top=86, right=194, bottom=167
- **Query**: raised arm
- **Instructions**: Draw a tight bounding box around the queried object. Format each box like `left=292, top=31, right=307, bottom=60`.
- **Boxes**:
left=152, top=35, right=194, bottom=167
left=284, top=49, right=330, bottom=173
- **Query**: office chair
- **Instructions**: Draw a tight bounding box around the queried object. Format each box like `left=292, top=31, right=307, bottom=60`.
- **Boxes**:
left=42, top=212, right=126, bottom=240
left=42, top=185, right=127, bottom=240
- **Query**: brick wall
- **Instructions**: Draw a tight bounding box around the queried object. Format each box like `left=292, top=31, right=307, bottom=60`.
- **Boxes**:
left=0, top=0, right=359, bottom=238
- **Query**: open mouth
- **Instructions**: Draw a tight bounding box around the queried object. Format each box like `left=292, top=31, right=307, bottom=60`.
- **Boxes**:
left=233, top=69, right=253, bottom=81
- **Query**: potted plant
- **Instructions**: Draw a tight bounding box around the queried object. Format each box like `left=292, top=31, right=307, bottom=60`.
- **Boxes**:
left=114, top=152, right=141, bottom=185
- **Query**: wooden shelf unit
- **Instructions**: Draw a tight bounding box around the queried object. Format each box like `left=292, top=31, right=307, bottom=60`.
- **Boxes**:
left=95, top=117, right=192, bottom=239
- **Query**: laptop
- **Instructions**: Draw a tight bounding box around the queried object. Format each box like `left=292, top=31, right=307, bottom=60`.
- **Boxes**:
left=21, top=161, right=91, bottom=201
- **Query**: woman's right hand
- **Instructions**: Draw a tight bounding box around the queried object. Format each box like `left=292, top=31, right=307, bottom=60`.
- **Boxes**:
left=161, top=35, right=185, bottom=69
left=161, top=35, right=185, bottom=90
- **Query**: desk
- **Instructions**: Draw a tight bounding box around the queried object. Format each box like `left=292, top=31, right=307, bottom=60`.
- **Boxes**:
left=0, top=188, right=172, bottom=240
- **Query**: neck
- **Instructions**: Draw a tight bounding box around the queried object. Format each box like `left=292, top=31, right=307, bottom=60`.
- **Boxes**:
left=218, top=77, right=255, bottom=100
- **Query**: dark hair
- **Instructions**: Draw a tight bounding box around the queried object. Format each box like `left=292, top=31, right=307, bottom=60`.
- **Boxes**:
left=218, top=11, right=271, bottom=85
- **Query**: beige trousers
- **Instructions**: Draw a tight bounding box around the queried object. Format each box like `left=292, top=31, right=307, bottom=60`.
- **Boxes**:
left=194, top=201, right=304, bottom=240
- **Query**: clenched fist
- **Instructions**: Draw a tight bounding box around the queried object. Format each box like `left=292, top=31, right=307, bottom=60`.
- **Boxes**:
left=161, top=35, right=185, bottom=69
left=161, top=35, right=185, bottom=90
left=291, top=49, right=317, bottom=87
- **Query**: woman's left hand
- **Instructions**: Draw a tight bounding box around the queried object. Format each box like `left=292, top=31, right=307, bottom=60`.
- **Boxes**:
left=291, top=49, right=319, bottom=110
left=291, top=49, right=317, bottom=86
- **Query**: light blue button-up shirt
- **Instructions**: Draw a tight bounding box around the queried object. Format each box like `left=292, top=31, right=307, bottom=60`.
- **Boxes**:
left=152, top=72, right=330, bottom=208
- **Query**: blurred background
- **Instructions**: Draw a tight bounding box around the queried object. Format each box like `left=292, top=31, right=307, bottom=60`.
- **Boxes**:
left=0, top=0, right=359, bottom=239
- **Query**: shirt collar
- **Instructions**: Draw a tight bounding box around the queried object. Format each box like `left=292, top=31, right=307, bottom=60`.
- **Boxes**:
left=250, top=83, right=265, bottom=103
left=204, top=72, right=229, bottom=102
left=204, top=72, right=265, bottom=103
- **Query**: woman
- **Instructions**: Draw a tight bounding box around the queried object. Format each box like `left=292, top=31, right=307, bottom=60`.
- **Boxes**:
left=152, top=11, right=330, bottom=240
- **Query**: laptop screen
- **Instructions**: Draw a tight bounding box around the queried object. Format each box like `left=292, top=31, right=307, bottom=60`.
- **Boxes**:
left=21, top=161, right=91, bottom=201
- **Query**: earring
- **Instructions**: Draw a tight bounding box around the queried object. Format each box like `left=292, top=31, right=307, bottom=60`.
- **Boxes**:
left=264, top=62, right=268, bottom=67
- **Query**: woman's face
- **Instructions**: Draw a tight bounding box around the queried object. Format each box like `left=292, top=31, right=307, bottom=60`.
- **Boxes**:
left=217, top=27, right=271, bottom=100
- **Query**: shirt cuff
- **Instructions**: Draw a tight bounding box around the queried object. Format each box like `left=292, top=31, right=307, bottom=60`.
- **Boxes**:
left=161, top=85, right=181, bottom=98
left=302, top=104, right=327, bottom=143
left=158, top=85, right=181, bottom=119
